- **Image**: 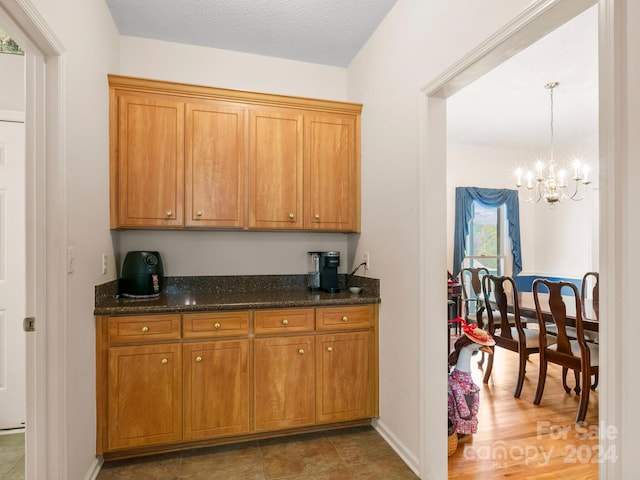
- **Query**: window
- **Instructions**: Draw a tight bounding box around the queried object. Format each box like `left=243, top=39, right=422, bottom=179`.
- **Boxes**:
left=463, top=201, right=508, bottom=276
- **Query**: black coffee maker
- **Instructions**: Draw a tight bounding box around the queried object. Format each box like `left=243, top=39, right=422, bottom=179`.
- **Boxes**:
left=319, top=251, right=340, bottom=293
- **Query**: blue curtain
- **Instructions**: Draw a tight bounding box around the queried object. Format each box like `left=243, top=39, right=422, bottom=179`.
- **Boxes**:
left=452, top=187, right=522, bottom=278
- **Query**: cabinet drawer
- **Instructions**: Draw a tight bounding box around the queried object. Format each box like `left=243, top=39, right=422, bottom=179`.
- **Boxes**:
left=254, top=308, right=315, bottom=335
left=108, top=314, right=181, bottom=343
left=183, top=311, right=249, bottom=339
left=315, top=305, right=372, bottom=331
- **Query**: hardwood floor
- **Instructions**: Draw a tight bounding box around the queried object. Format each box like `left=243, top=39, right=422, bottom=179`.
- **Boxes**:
left=448, top=340, right=599, bottom=479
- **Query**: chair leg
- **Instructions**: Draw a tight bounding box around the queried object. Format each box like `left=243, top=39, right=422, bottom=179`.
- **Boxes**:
left=561, top=367, right=571, bottom=394
left=514, top=348, right=527, bottom=398
left=591, top=371, right=599, bottom=390
left=477, top=351, right=485, bottom=368
left=482, top=348, right=494, bottom=384
left=576, top=368, right=591, bottom=424
left=573, top=369, right=581, bottom=395
left=533, top=357, right=547, bottom=405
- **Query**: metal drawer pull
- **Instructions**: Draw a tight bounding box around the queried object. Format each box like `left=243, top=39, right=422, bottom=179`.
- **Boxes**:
left=289, top=213, right=294, bottom=219
left=166, top=210, right=173, bottom=217
left=214, top=322, right=221, bottom=329
left=141, top=326, right=149, bottom=333
left=327, top=347, right=333, bottom=352
left=196, top=211, right=202, bottom=217
left=282, top=319, right=289, bottom=325
left=342, top=316, right=348, bottom=322
left=314, top=213, right=320, bottom=219
left=298, top=349, right=305, bottom=355
left=161, top=358, right=168, bottom=365
left=195, top=356, right=202, bottom=362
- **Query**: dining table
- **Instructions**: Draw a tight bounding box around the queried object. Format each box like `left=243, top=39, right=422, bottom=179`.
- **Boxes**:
left=505, top=291, right=599, bottom=333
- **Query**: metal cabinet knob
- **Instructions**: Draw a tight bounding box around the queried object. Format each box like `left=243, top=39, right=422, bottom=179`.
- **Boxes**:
left=289, top=213, right=294, bottom=219
left=342, top=316, right=348, bottom=322
left=214, top=322, right=221, bottom=329
left=141, top=326, right=149, bottom=333
left=282, top=319, right=289, bottom=326
left=327, top=347, right=333, bottom=352
left=196, top=211, right=203, bottom=217
left=314, top=213, right=320, bottom=219
left=161, top=358, right=168, bottom=365
left=195, top=356, right=202, bottom=362
left=298, top=349, right=305, bottom=355
left=166, top=210, right=173, bottom=217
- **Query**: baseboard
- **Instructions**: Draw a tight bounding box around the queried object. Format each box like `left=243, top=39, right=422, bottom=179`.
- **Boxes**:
left=372, top=418, right=421, bottom=478
left=84, top=456, right=103, bottom=480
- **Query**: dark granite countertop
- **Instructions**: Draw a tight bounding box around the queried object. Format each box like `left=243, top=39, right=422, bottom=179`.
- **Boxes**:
left=94, top=275, right=380, bottom=316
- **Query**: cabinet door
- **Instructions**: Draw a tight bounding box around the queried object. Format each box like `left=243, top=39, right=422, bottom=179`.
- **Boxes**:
left=316, top=332, right=371, bottom=423
left=185, top=101, right=246, bottom=228
left=107, top=343, right=182, bottom=449
left=304, top=114, right=358, bottom=231
left=116, top=94, right=184, bottom=227
left=183, top=340, right=249, bottom=440
left=249, top=109, right=304, bottom=229
left=254, top=335, right=315, bottom=431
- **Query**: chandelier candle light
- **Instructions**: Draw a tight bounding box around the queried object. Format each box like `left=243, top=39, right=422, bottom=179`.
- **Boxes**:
left=515, top=81, right=592, bottom=206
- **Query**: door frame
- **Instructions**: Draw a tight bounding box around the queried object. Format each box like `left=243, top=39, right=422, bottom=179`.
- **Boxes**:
left=418, top=0, right=619, bottom=478
left=0, top=2, right=66, bottom=478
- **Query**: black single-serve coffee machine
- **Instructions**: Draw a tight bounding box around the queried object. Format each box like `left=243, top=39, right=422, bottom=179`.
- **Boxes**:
left=319, top=251, right=340, bottom=293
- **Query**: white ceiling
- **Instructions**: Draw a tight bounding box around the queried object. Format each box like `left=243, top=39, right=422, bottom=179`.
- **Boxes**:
left=103, top=1, right=597, bottom=149
left=105, top=0, right=398, bottom=68
left=447, top=5, right=598, bottom=149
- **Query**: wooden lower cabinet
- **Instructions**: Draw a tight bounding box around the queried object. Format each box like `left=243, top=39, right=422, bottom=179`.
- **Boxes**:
left=97, top=304, right=377, bottom=458
left=254, top=335, right=315, bottom=431
left=183, top=340, right=249, bottom=440
left=316, top=332, right=371, bottom=423
left=107, top=343, right=182, bottom=450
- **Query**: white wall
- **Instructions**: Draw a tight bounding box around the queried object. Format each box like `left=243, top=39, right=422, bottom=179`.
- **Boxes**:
left=0, top=53, right=23, bottom=111
left=115, top=36, right=363, bottom=275
left=347, top=0, right=535, bottom=475
left=27, top=0, right=119, bottom=478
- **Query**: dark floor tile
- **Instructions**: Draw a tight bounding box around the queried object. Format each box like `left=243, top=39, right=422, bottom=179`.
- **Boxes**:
left=258, top=432, right=343, bottom=479
left=177, top=442, right=265, bottom=480
left=326, top=426, right=399, bottom=466
left=96, top=452, right=181, bottom=480
left=347, top=457, right=420, bottom=479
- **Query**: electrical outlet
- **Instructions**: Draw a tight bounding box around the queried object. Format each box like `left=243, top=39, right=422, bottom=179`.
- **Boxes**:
left=102, top=254, right=108, bottom=275
left=364, top=252, right=370, bottom=270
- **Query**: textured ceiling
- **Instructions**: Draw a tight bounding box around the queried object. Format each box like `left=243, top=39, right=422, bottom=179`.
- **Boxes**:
left=105, top=0, right=398, bottom=67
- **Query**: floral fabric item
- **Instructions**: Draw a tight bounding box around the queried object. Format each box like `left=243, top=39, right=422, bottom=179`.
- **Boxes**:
left=448, top=369, right=480, bottom=435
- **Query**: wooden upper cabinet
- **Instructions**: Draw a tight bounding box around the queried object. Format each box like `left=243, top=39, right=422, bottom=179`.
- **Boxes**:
left=109, top=75, right=361, bottom=232
left=185, top=101, right=246, bottom=228
left=304, top=114, right=359, bottom=232
left=248, top=109, right=304, bottom=229
left=114, top=94, right=184, bottom=228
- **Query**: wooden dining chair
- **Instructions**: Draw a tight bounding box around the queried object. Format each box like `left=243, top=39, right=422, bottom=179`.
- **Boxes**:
left=481, top=275, right=555, bottom=398
left=581, top=272, right=599, bottom=343
left=459, top=267, right=490, bottom=329
left=532, top=278, right=599, bottom=424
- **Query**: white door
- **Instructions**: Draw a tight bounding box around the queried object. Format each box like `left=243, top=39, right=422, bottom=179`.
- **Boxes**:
left=0, top=118, right=26, bottom=429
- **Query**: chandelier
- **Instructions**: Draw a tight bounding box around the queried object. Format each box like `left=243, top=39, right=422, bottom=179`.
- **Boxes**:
left=515, top=81, right=592, bottom=205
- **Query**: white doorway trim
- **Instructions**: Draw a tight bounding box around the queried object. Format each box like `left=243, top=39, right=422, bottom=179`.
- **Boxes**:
left=0, top=1, right=67, bottom=479
left=418, top=0, right=618, bottom=479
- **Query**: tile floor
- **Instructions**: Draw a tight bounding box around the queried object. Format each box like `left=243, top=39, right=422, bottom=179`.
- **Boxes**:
left=97, top=426, right=419, bottom=480
left=0, top=432, right=25, bottom=480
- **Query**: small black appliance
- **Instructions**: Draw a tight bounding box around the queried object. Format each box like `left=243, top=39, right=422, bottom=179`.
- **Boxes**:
left=319, top=251, right=340, bottom=293
left=119, top=251, right=164, bottom=298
